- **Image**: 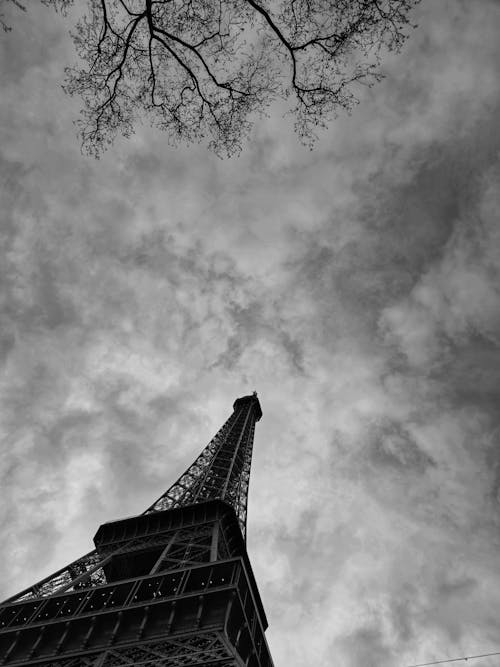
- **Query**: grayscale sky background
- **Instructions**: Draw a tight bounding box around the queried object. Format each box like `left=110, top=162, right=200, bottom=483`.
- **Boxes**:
left=1, top=2, right=500, bottom=665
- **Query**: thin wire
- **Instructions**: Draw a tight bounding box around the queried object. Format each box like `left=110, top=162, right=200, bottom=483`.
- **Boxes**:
left=406, top=650, right=500, bottom=666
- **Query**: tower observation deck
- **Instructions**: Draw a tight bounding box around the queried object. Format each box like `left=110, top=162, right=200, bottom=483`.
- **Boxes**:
left=0, top=393, right=274, bottom=667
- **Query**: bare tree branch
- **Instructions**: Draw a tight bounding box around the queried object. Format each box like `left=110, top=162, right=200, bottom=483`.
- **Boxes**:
left=14, top=0, right=421, bottom=155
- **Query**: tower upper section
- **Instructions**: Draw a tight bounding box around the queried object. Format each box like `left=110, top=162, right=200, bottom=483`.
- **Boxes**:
left=144, top=393, right=262, bottom=540
left=0, top=393, right=274, bottom=667
left=1, top=393, right=263, bottom=605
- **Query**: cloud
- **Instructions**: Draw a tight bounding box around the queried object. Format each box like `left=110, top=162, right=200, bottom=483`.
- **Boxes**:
left=381, top=162, right=500, bottom=368
left=1, top=1, right=500, bottom=666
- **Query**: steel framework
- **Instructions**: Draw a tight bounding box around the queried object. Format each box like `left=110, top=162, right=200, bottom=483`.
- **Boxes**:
left=0, top=393, right=272, bottom=667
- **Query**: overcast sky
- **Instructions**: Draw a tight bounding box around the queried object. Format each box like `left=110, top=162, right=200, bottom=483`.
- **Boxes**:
left=1, top=1, right=500, bottom=666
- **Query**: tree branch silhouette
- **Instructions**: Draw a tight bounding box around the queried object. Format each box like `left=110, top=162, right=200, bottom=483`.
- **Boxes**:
left=13, top=0, right=420, bottom=155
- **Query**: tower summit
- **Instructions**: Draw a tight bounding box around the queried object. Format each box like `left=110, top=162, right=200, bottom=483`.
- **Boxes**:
left=0, top=393, right=273, bottom=666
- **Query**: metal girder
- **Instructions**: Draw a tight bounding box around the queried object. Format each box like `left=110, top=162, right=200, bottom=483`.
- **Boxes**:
left=21, top=632, right=237, bottom=667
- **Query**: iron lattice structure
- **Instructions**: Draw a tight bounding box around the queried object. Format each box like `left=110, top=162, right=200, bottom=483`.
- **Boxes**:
left=144, top=393, right=262, bottom=539
left=0, top=393, right=272, bottom=667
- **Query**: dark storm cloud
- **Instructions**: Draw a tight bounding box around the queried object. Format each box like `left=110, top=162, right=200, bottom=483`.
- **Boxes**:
left=368, top=419, right=435, bottom=473
left=338, top=626, right=394, bottom=667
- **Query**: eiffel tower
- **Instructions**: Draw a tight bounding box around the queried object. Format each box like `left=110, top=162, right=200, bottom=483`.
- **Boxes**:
left=0, top=392, right=273, bottom=667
